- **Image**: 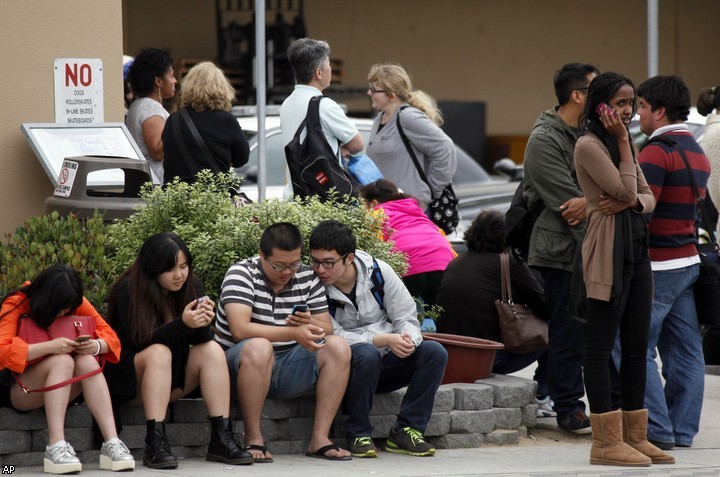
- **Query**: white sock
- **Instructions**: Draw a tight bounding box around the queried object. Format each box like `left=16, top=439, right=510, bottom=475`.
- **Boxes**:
left=104, top=437, right=121, bottom=445
left=47, top=440, right=67, bottom=449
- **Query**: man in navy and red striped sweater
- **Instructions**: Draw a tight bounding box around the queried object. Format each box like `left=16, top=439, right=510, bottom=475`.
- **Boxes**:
left=633, top=75, right=710, bottom=450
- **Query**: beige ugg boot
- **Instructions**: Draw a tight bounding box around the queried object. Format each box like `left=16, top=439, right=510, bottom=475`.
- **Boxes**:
left=589, top=410, right=651, bottom=467
left=622, top=409, right=675, bottom=464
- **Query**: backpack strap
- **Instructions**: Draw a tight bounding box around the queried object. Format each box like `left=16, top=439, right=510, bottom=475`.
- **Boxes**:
left=369, top=258, right=385, bottom=311
left=327, top=257, right=385, bottom=317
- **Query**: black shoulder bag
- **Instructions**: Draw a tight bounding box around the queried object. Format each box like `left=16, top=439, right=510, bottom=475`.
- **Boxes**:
left=647, top=135, right=720, bottom=326
left=283, top=96, right=353, bottom=201
left=396, top=106, right=459, bottom=234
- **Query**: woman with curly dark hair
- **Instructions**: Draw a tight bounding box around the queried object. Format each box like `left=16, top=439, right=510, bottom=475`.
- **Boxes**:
left=573, top=71, right=671, bottom=467
left=435, top=210, right=549, bottom=398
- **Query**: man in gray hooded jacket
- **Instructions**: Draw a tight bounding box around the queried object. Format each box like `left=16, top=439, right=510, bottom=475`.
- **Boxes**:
left=523, top=63, right=598, bottom=434
left=309, top=220, right=447, bottom=459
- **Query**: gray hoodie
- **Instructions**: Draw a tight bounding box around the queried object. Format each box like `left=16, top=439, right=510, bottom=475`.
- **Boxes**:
left=325, top=250, right=422, bottom=355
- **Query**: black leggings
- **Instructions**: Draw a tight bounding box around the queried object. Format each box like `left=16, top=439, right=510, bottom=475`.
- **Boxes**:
left=583, top=240, right=652, bottom=414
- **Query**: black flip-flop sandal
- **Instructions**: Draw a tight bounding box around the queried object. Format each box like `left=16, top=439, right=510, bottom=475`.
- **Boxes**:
left=305, top=443, right=352, bottom=461
left=244, top=444, right=273, bottom=463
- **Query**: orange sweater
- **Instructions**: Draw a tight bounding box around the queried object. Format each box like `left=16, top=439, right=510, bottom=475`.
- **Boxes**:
left=0, top=290, right=121, bottom=374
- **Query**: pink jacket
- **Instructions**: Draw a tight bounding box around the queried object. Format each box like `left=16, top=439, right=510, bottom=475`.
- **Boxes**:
left=376, top=198, right=455, bottom=277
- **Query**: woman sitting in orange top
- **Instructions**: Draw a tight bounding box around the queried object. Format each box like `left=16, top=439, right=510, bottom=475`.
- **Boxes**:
left=0, top=265, right=134, bottom=474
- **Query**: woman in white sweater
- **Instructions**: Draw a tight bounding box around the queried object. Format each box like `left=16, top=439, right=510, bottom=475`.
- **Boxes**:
left=697, top=85, right=720, bottom=239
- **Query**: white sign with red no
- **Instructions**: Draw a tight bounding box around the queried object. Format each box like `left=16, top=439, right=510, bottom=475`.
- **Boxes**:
left=54, top=58, right=104, bottom=125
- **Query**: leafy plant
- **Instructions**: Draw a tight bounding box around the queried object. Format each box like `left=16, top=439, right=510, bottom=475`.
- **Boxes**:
left=107, top=172, right=407, bottom=302
left=0, top=210, right=116, bottom=314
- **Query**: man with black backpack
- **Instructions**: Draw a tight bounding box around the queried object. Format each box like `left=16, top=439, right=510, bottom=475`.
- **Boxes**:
left=309, top=220, right=447, bottom=459
left=280, top=38, right=364, bottom=200
left=522, top=63, right=598, bottom=435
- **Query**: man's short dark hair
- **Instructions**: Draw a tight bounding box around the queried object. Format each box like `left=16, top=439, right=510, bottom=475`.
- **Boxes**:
left=463, top=210, right=506, bottom=253
left=259, top=222, right=303, bottom=256
left=554, top=63, right=600, bottom=106
left=637, top=75, right=691, bottom=123
left=309, top=220, right=356, bottom=256
left=287, top=38, right=330, bottom=84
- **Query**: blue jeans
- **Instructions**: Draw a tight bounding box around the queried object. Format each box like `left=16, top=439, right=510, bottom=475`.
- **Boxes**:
left=225, top=339, right=320, bottom=400
left=343, top=340, right=448, bottom=437
left=643, top=265, right=704, bottom=446
left=535, top=267, right=587, bottom=419
left=493, top=349, right=548, bottom=397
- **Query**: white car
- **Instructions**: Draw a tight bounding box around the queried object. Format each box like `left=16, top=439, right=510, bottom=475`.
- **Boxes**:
left=234, top=109, right=518, bottom=250
left=629, top=106, right=706, bottom=147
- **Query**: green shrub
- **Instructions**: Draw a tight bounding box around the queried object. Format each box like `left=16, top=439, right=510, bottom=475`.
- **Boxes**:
left=107, top=172, right=407, bottom=302
left=0, top=210, right=116, bottom=314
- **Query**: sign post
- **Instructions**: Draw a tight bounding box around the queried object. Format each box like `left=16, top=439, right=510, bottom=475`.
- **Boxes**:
left=54, top=58, right=104, bottom=124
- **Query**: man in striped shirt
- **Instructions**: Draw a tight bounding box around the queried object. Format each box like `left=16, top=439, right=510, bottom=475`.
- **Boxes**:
left=214, top=222, right=352, bottom=462
left=630, top=75, right=709, bottom=450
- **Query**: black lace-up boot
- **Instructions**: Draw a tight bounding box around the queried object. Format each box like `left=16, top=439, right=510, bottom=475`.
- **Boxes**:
left=206, top=416, right=254, bottom=465
left=143, top=419, right=178, bottom=469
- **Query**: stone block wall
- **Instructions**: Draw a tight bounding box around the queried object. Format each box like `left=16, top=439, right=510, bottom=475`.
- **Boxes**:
left=0, top=374, right=538, bottom=467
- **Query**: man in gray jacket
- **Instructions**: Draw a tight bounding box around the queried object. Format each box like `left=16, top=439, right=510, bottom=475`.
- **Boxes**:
left=523, top=63, right=598, bottom=434
left=309, top=220, right=448, bottom=458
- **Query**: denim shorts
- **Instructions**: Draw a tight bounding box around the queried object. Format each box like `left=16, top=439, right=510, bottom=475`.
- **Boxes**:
left=225, top=339, right=320, bottom=400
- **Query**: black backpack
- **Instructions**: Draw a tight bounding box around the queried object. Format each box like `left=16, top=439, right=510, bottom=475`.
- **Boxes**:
left=284, top=96, right=353, bottom=201
left=505, top=178, right=545, bottom=262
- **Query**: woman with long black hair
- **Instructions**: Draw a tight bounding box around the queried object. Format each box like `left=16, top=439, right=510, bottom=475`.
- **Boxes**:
left=574, top=72, right=671, bottom=467
left=0, top=265, right=134, bottom=474
left=104, top=232, right=252, bottom=469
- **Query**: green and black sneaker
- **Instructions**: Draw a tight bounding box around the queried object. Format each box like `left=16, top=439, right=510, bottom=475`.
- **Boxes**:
left=385, top=427, right=435, bottom=457
left=348, top=436, right=378, bottom=458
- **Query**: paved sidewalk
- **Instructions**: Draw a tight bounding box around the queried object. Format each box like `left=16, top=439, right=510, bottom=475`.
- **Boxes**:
left=14, top=370, right=720, bottom=476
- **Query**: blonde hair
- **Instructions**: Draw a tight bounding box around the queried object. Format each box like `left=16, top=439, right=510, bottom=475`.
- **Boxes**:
left=368, top=63, right=443, bottom=126
left=180, top=62, right=235, bottom=112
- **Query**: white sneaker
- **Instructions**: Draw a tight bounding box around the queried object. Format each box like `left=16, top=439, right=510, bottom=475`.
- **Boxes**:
left=535, top=396, right=557, bottom=418
left=100, top=438, right=136, bottom=471
left=44, top=440, right=82, bottom=474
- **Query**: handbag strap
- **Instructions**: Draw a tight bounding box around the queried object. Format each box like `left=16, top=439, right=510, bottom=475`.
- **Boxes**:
left=646, top=135, right=716, bottom=244
left=499, top=252, right=514, bottom=303
left=396, top=106, right=434, bottom=197
left=171, top=111, right=200, bottom=177
left=179, top=107, right=223, bottom=174
left=14, top=358, right=105, bottom=394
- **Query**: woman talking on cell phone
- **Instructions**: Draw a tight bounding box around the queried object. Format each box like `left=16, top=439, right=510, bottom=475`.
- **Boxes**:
left=0, top=265, right=134, bottom=474
left=103, top=232, right=253, bottom=469
left=573, top=72, right=671, bottom=467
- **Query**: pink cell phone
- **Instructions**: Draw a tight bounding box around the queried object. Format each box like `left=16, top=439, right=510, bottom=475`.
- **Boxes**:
left=595, top=102, right=615, bottom=116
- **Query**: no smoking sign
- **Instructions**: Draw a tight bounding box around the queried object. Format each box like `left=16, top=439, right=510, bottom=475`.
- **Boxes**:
left=54, top=160, right=79, bottom=197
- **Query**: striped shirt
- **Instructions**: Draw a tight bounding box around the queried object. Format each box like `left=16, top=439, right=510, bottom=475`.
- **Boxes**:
left=214, top=256, right=328, bottom=351
left=640, top=126, right=710, bottom=263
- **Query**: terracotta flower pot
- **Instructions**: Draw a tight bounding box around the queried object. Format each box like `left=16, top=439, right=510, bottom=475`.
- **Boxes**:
left=422, top=332, right=504, bottom=384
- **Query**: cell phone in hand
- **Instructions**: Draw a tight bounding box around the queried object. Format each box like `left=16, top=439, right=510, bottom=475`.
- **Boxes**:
left=595, top=102, right=615, bottom=116
left=195, top=296, right=209, bottom=309
left=315, top=338, right=326, bottom=345
left=291, top=304, right=308, bottom=315
left=75, top=335, right=92, bottom=343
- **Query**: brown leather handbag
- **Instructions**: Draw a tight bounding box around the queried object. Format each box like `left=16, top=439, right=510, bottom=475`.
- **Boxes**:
left=495, top=253, right=549, bottom=354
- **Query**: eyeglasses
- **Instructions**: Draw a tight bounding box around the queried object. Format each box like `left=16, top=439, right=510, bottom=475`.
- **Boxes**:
left=368, top=85, right=386, bottom=95
left=310, top=253, right=349, bottom=270
left=264, top=257, right=302, bottom=272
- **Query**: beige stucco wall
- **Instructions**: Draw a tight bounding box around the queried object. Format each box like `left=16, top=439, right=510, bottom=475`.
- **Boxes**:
left=0, top=0, right=124, bottom=236
left=124, top=0, right=720, bottom=134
